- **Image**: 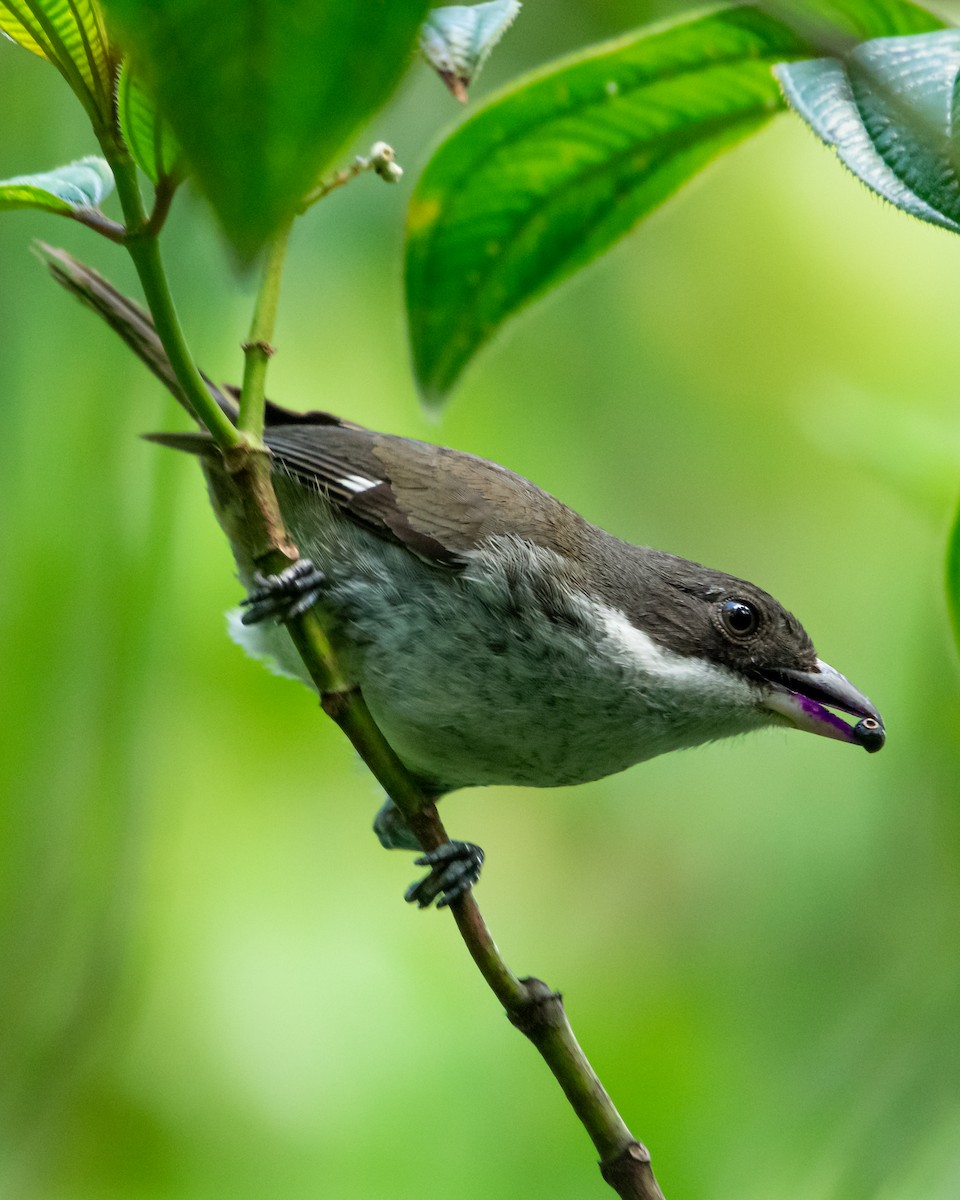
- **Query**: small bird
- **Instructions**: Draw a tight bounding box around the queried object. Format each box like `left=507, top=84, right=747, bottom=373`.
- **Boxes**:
left=47, top=249, right=885, bottom=908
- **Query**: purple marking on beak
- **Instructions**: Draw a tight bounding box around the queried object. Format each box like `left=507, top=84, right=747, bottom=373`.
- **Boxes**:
left=759, top=659, right=885, bottom=753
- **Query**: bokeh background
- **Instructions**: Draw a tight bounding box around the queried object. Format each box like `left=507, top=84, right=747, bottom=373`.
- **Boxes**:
left=2, top=2, right=959, bottom=1197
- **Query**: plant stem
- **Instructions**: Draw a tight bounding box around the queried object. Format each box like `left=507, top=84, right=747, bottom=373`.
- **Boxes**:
left=301, top=163, right=366, bottom=208
left=143, top=174, right=178, bottom=238
left=300, top=143, right=400, bottom=211
left=285, top=609, right=663, bottom=1196
left=238, top=219, right=293, bottom=436
left=103, top=146, right=240, bottom=452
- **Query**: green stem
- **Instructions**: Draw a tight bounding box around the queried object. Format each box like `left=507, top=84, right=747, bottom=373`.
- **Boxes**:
left=104, top=146, right=240, bottom=452
left=143, top=174, right=178, bottom=239
left=238, top=219, right=293, bottom=437
left=301, top=161, right=365, bottom=210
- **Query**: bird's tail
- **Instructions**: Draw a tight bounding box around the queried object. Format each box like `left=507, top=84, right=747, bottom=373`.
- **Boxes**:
left=40, top=243, right=352, bottom=448
left=38, top=242, right=235, bottom=429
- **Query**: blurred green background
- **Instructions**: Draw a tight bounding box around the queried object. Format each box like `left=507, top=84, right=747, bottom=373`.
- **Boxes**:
left=2, top=2, right=959, bottom=1197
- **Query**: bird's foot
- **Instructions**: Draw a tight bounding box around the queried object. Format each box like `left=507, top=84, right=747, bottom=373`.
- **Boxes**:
left=240, top=559, right=327, bottom=625
left=405, top=841, right=485, bottom=909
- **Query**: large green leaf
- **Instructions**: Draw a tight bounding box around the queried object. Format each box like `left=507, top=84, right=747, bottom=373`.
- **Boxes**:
left=758, top=0, right=944, bottom=46
left=405, top=5, right=810, bottom=402
left=949, top=499, right=960, bottom=655
left=102, top=0, right=431, bottom=257
left=116, top=60, right=182, bottom=185
left=0, top=156, right=114, bottom=213
left=0, top=0, right=115, bottom=125
left=777, top=32, right=960, bottom=234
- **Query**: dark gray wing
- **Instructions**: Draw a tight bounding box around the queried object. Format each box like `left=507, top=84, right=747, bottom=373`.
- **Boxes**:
left=264, top=422, right=588, bottom=569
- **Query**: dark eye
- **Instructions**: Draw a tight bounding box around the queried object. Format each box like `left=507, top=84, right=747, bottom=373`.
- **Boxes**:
left=720, top=598, right=760, bottom=637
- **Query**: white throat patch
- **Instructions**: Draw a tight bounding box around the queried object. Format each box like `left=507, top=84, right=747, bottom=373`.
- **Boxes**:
left=597, top=605, right=758, bottom=710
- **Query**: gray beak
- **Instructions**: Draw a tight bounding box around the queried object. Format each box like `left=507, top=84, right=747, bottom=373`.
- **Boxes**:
left=759, top=659, right=885, bottom=752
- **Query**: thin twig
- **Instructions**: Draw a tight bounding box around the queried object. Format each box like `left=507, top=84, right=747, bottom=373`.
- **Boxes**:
left=100, top=143, right=240, bottom=453
left=238, top=219, right=293, bottom=436
left=300, top=142, right=402, bottom=210
left=289, top=614, right=665, bottom=1194
left=143, top=173, right=178, bottom=238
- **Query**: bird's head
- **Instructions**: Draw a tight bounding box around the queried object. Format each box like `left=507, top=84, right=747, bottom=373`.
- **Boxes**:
left=629, top=551, right=885, bottom=753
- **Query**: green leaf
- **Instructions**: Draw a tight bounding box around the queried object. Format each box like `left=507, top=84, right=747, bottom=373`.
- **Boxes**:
left=0, top=0, right=115, bottom=126
left=777, top=32, right=960, bottom=234
left=0, top=156, right=114, bottom=213
left=948, top=497, right=960, bottom=655
left=102, top=0, right=431, bottom=258
left=420, top=1, right=522, bottom=102
left=405, top=5, right=810, bottom=403
left=758, top=0, right=944, bottom=48
left=116, top=60, right=182, bottom=184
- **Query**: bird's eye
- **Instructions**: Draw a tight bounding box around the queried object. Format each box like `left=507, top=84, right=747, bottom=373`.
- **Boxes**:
left=719, top=598, right=760, bottom=637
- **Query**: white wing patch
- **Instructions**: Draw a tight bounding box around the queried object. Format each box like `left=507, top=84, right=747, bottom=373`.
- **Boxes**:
left=340, top=473, right=380, bottom=494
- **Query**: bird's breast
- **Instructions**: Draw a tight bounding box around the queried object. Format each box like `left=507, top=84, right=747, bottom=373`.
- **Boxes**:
left=225, top=488, right=769, bottom=792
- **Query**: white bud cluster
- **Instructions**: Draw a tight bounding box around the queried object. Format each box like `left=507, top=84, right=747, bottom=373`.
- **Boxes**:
left=367, top=141, right=403, bottom=184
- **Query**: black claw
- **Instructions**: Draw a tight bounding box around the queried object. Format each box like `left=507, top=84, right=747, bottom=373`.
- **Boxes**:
left=405, top=841, right=485, bottom=909
left=240, top=559, right=326, bottom=625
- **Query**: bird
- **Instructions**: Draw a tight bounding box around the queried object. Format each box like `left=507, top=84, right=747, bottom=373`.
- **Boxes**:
left=45, top=247, right=885, bottom=909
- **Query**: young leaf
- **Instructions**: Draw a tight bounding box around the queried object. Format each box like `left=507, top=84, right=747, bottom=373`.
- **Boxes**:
left=405, top=5, right=809, bottom=403
left=102, top=0, right=431, bottom=258
left=0, top=156, right=114, bottom=213
left=777, top=32, right=960, bottom=234
left=851, top=34, right=960, bottom=218
left=0, top=0, right=115, bottom=126
left=116, top=60, right=182, bottom=185
left=421, top=0, right=521, bottom=102
left=758, top=0, right=944, bottom=46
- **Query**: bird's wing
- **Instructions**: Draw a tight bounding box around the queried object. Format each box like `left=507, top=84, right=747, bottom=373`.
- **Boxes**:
left=264, top=422, right=585, bottom=569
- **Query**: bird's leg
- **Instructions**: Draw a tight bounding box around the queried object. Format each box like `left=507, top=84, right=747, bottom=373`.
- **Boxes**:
left=373, top=797, right=485, bottom=910
left=240, top=559, right=327, bottom=625
left=373, top=796, right=422, bottom=851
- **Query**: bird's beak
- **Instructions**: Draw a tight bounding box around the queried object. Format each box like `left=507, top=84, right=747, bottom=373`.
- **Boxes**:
left=758, top=659, right=885, bottom=752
